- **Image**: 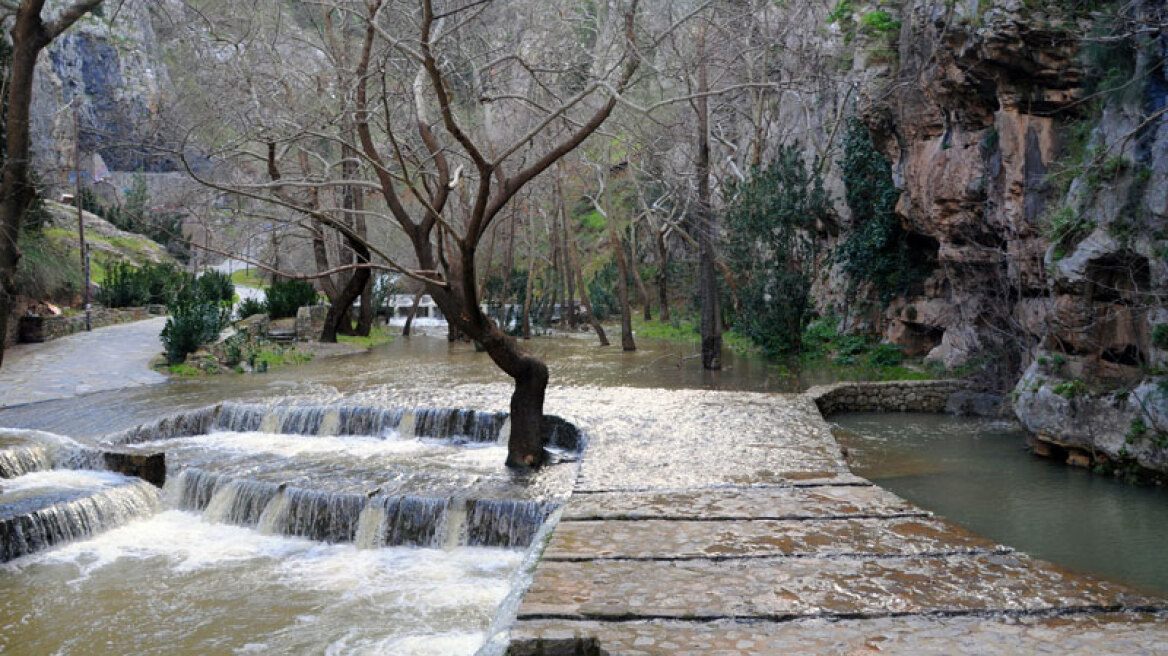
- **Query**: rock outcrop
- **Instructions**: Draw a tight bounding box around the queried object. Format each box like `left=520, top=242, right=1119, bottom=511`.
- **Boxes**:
left=31, top=1, right=175, bottom=184
left=839, top=0, right=1168, bottom=473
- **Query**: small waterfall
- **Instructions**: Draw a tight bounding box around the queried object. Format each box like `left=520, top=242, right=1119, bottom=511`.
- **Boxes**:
left=412, top=408, right=507, bottom=443
left=171, top=470, right=281, bottom=528
left=0, top=445, right=53, bottom=478
left=496, top=417, right=511, bottom=446
left=442, top=497, right=469, bottom=550
left=397, top=412, right=416, bottom=439
left=215, top=403, right=266, bottom=433
left=99, top=403, right=552, bottom=447
left=317, top=409, right=341, bottom=436
left=354, top=502, right=388, bottom=549
left=276, top=486, right=366, bottom=543
left=337, top=406, right=405, bottom=437
left=257, top=491, right=291, bottom=535
left=464, top=499, right=557, bottom=548
left=380, top=495, right=450, bottom=547
left=102, top=405, right=221, bottom=445
left=0, top=479, right=160, bottom=562
left=259, top=412, right=281, bottom=434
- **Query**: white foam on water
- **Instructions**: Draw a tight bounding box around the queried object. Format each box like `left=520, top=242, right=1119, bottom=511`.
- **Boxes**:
left=156, top=431, right=427, bottom=460
left=327, top=631, right=486, bottom=656
left=1, top=469, right=131, bottom=495
left=3, top=510, right=523, bottom=655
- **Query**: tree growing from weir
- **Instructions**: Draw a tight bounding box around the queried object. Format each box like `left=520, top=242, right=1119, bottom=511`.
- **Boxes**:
left=175, top=0, right=661, bottom=468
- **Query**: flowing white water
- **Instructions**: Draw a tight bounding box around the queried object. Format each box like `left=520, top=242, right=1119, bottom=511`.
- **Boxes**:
left=0, top=510, right=522, bottom=655
left=2, top=402, right=576, bottom=653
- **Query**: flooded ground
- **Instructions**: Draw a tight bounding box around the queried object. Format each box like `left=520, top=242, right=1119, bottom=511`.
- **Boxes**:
left=0, top=334, right=806, bottom=438
left=833, top=412, right=1168, bottom=596
left=4, top=329, right=1168, bottom=653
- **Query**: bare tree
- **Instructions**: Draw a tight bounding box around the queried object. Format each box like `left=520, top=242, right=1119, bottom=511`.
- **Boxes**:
left=175, top=0, right=646, bottom=468
left=0, top=0, right=106, bottom=368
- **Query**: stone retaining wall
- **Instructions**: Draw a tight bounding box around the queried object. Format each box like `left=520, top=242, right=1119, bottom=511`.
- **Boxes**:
left=806, top=380, right=971, bottom=416
left=16, top=305, right=165, bottom=344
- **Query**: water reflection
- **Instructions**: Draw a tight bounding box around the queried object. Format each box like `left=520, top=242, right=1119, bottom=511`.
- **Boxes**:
left=833, top=413, right=1168, bottom=596
left=0, top=334, right=807, bottom=439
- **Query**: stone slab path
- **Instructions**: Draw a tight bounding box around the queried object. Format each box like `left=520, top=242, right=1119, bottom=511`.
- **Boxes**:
left=0, top=318, right=167, bottom=409
left=502, top=389, right=1168, bottom=655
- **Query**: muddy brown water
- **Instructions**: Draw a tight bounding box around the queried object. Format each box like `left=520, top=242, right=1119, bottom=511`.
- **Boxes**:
left=3, top=333, right=1167, bottom=654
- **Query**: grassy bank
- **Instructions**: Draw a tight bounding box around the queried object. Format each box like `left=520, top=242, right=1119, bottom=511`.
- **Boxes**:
left=631, top=314, right=933, bottom=383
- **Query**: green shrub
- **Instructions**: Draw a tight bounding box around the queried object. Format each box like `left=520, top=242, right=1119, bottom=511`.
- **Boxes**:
left=1152, top=325, right=1168, bottom=351
left=196, top=270, right=235, bottom=304
left=97, top=260, right=149, bottom=307
left=836, top=118, right=930, bottom=303
left=722, top=146, right=828, bottom=356
left=265, top=279, right=319, bottom=319
left=1045, top=206, right=1096, bottom=261
left=867, top=343, right=905, bottom=367
left=98, top=261, right=192, bottom=308
left=160, top=299, right=229, bottom=364
left=1053, top=379, right=1089, bottom=399
left=235, top=297, right=267, bottom=321
left=859, top=10, right=900, bottom=37
left=586, top=261, right=619, bottom=321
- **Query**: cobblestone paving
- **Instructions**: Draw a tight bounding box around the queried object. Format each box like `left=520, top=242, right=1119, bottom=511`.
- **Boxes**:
left=509, top=613, right=1168, bottom=656
left=504, top=387, right=1168, bottom=655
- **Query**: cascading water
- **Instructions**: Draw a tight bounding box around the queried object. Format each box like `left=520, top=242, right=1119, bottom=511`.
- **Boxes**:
left=0, top=401, right=582, bottom=655
left=0, top=443, right=52, bottom=478
left=0, top=470, right=160, bottom=562
left=103, top=402, right=574, bottom=549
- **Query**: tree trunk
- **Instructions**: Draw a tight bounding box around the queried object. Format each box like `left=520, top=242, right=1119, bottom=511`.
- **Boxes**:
left=319, top=235, right=370, bottom=343
left=565, top=198, right=609, bottom=346
left=500, top=211, right=515, bottom=327
left=354, top=188, right=373, bottom=336
left=629, top=219, right=651, bottom=321
left=478, top=324, right=548, bottom=469
left=695, top=31, right=721, bottom=370
left=402, top=290, right=423, bottom=336
left=521, top=216, right=536, bottom=340
left=610, top=225, right=636, bottom=351
left=655, top=227, right=671, bottom=322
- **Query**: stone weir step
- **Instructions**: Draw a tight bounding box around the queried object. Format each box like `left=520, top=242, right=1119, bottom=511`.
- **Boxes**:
left=498, top=388, right=1168, bottom=656
left=511, top=481, right=1168, bottom=655
left=0, top=471, right=160, bottom=562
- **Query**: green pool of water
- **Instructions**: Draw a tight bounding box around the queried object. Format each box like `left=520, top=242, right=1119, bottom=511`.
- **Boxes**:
left=833, top=412, right=1168, bottom=596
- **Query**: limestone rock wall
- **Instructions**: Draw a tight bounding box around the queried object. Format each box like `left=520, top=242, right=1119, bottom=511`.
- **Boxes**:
left=31, top=0, right=180, bottom=195
left=839, top=1, right=1168, bottom=472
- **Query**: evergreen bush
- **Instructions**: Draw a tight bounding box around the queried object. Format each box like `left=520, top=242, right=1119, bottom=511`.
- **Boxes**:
left=722, top=146, right=828, bottom=356
left=265, top=279, right=319, bottom=319
left=160, top=299, right=228, bottom=364
left=235, top=297, right=267, bottom=321
left=196, top=270, right=235, bottom=304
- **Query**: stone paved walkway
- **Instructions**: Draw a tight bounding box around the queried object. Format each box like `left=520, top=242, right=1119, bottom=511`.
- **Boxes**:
left=0, top=318, right=167, bottom=409
left=502, top=389, right=1168, bottom=655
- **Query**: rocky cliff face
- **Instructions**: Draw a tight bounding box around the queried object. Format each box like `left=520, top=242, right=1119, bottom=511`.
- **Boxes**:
left=850, top=0, right=1168, bottom=474
left=30, top=0, right=176, bottom=191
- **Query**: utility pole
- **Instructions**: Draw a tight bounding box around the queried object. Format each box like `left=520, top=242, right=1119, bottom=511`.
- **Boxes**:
left=74, top=107, right=91, bottom=331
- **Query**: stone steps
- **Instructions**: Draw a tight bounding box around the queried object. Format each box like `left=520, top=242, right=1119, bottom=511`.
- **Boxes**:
left=506, top=390, right=1168, bottom=655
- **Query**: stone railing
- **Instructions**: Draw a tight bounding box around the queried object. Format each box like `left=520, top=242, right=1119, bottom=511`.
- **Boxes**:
left=806, top=379, right=971, bottom=416
left=17, top=305, right=165, bottom=344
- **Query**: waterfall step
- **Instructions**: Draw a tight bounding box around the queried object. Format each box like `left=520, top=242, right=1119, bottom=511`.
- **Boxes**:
left=0, top=471, right=161, bottom=562
left=0, top=444, right=53, bottom=479
left=171, top=468, right=557, bottom=548
left=103, top=402, right=582, bottom=452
